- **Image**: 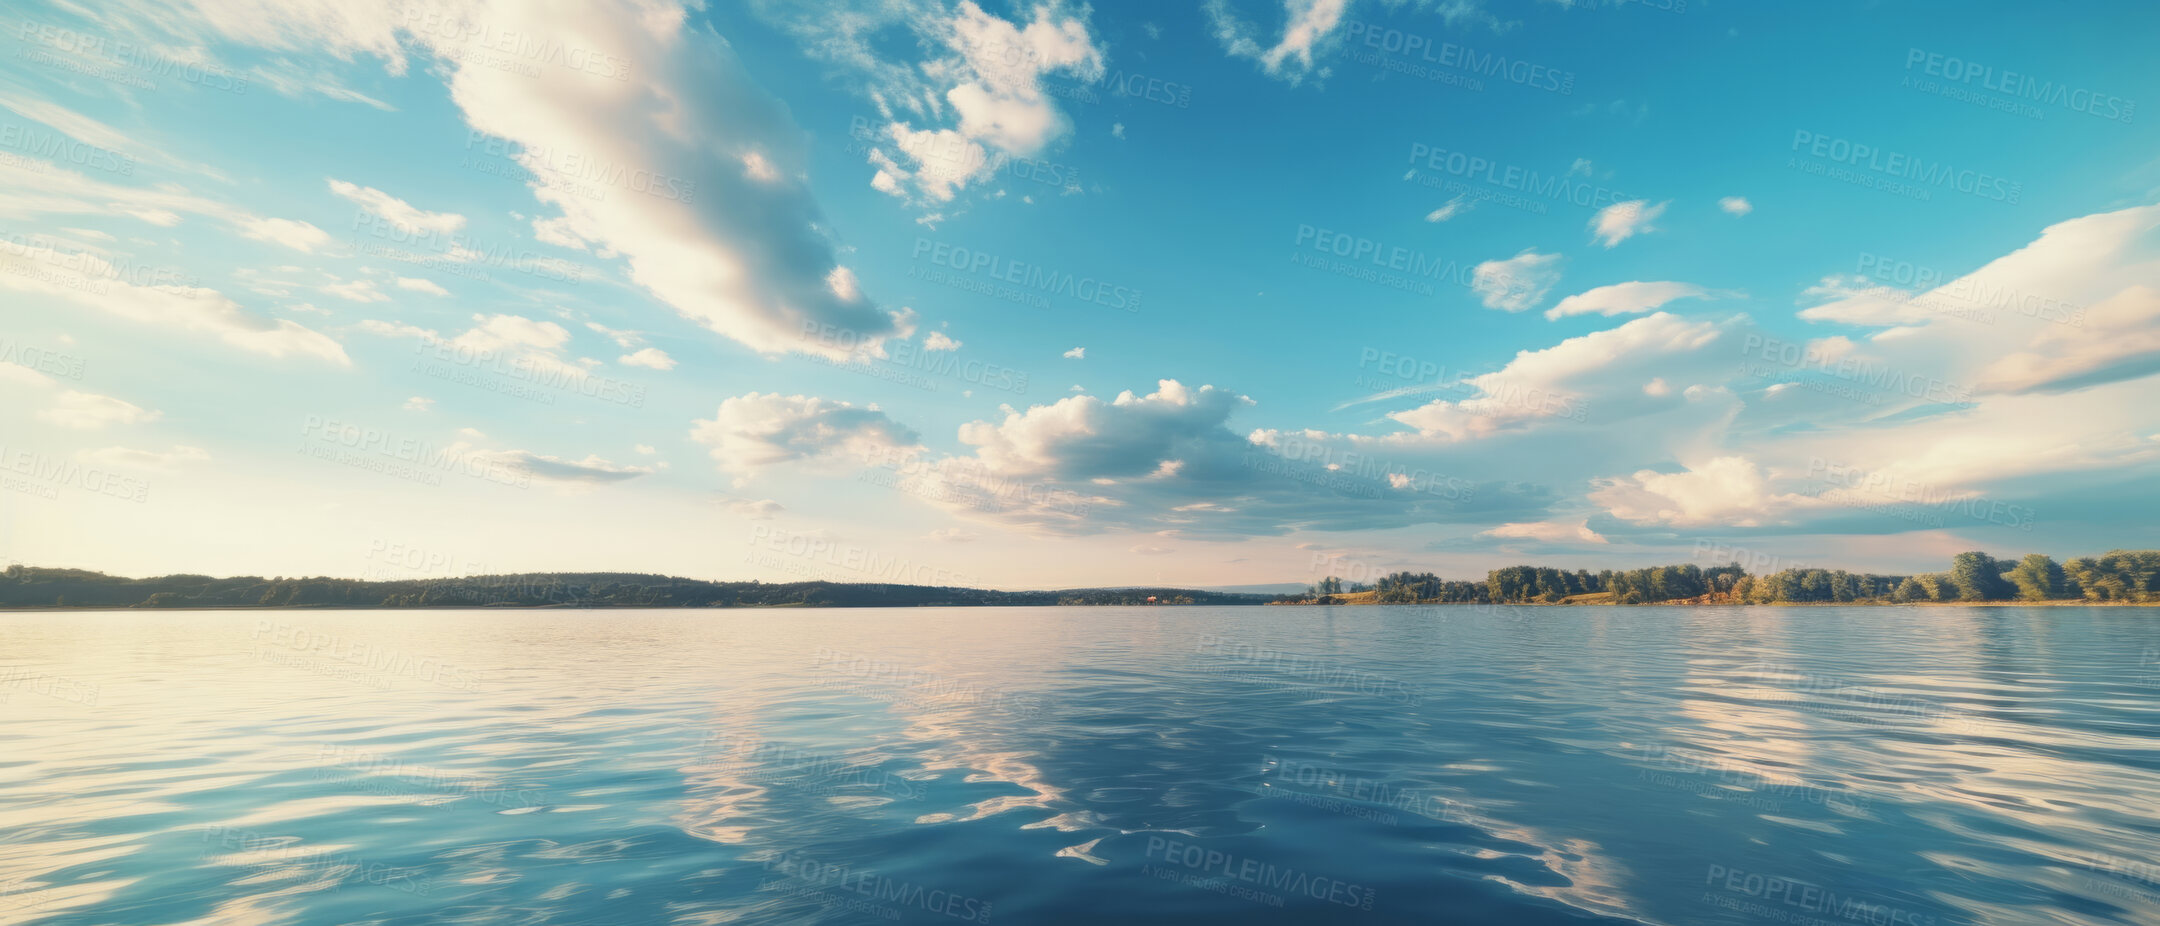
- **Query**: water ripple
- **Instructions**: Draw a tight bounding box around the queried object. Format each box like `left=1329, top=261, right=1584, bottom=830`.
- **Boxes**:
left=2, top=606, right=2158, bottom=924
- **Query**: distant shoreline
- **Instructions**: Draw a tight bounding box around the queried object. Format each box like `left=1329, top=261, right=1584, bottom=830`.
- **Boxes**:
left=2, top=599, right=2144, bottom=612
left=5, top=554, right=2154, bottom=610
left=0, top=566, right=1275, bottom=610
left=1266, top=598, right=2137, bottom=607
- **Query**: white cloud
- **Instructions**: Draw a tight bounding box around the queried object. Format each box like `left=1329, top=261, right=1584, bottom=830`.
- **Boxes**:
left=174, top=0, right=916, bottom=361
left=1544, top=281, right=1714, bottom=320
left=1589, top=456, right=1823, bottom=527
left=354, top=313, right=595, bottom=385
left=585, top=322, right=645, bottom=349
left=249, top=64, right=399, bottom=111
left=0, top=238, right=348, bottom=365
left=1424, top=195, right=1471, bottom=223
left=717, top=495, right=785, bottom=520
left=1795, top=204, right=2160, bottom=397
left=80, top=445, right=210, bottom=468
left=944, top=1, right=1106, bottom=153
left=1471, top=249, right=1562, bottom=312
left=531, top=215, right=586, bottom=250
left=321, top=278, right=388, bottom=302
left=915, top=380, right=1542, bottom=535
left=38, top=391, right=160, bottom=430
left=1063, top=346, right=1086, bottom=359
left=0, top=364, right=57, bottom=391
left=328, top=179, right=466, bottom=235
left=690, top=392, right=923, bottom=484
left=0, top=151, right=318, bottom=249
left=767, top=1, right=1103, bottom=206
left=396, top=277, right=450, bottom=296
left=239, top=216, right=332, bottom=253
left=1, top=367, right=168, bottom=432
left=1589, top=199, right=1668, bottom=248
left=440, top=314, right=591, bottom=381
left=403, top=396, right=435, bottom=412
left=1719, top=196, right=1753, bottom=216
left=1203, top=0, right=1349, bottom=84
left=494, top=450, right=655, bottom=488
left=1386, top=312, right=1724, bottom=442
left=1480, top=519, right=1608, bottom=545
left=0, top=93, right=230, bottom=179
left=354, top=319, right=436, bottom=340
left=620, top=347, right=677, bottom=370
left=1979, top=284, right=2160, bottom=394
left=924, top=330, right=963, bottom=351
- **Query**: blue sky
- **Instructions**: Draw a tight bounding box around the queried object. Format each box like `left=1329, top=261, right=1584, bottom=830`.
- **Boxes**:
left=3, top=0, right=2157, bottom=589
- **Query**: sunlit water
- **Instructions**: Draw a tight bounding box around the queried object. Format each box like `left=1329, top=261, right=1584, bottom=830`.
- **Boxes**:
left=4, top=606, right=2159, bottom=925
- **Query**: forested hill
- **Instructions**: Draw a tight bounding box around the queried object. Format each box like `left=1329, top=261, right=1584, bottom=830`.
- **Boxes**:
left=0, top=567, right=1273, bottom=609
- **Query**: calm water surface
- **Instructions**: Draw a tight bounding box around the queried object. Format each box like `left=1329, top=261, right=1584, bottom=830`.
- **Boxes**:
left=4, top=606, right=2159, bottom=925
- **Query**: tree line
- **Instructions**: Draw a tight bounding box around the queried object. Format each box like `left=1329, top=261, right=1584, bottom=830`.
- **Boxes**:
left=1291, top=550, right=2160, bottom=605
left=0, top=566, right=1272, bottom=609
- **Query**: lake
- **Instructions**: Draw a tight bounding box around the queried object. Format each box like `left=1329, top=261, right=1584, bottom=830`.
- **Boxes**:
left=3, top=605, right=2158, bottom=924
